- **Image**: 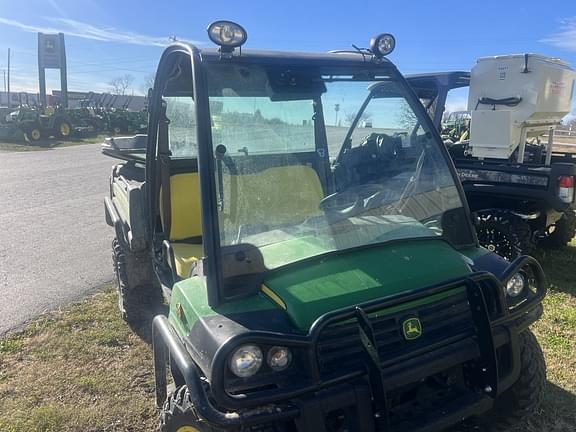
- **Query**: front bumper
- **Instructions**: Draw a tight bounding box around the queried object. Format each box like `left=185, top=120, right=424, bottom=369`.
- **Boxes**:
left=152, top=259, right=545, bottom=431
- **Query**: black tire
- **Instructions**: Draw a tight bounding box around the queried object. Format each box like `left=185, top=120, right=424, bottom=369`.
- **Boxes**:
left=481, top=330, right=546, bottom=431
left=161, top=386, right=215, bottom=432
left=541, top=210, right=576, bottom=248
left=476, top=211, right=536, bottom=260
left=55, top=119, right=72, bottom=139
left=112, top=238, right=162, bottom=326
left=25, top=127, right=42, bottom=142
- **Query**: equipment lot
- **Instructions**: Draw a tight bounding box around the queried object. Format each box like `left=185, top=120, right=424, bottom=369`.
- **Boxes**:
left=0, top=142, right=114, bottom=336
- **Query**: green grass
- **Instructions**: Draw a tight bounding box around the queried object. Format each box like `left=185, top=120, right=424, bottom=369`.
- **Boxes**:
left=0, top=285, right=158, bottom=432
left=0, top=134, right=108, bottom=152
left=0, top=245, right=575, bottom=431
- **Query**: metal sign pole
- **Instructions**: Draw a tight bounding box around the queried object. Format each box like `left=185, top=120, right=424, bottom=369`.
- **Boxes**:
left=59, top=33, right=68, bottom=108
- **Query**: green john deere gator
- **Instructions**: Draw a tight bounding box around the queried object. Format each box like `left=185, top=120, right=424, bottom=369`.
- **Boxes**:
left=103, top=21, right=547, bottom=432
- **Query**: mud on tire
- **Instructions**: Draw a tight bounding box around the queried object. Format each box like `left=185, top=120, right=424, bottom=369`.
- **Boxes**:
left=112, top=238, right=162, bottom=325
left=482, top=330, right=546, bottom=431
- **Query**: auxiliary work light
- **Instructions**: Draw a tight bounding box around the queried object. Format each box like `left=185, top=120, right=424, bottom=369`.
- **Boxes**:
left=370, top=33, right=396, bottom=57
left=207, top=20, right=247, bottom=52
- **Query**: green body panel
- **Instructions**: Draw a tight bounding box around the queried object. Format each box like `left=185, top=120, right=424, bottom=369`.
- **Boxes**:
left=263, top=239, right=472, bottom=331
left=169, top=239, right=475, bottom=335
left=168, top=276, right=276, bottom=337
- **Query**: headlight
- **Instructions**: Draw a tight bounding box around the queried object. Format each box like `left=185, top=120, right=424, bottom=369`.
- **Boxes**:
left=506, top=273, right=526, bottom=297
left=267, top=346, right=292, bottom=371
left=229, top=345, right=263, bottom=378
left=369, top=33, right=396, bottom=57
left=207, top=20, right=247, bottom=50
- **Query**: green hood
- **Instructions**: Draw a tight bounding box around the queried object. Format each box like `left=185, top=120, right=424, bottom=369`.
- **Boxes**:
left=263, top=239, right=472, bottom=332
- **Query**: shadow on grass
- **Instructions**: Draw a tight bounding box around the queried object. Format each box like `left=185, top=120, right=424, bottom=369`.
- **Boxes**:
left=126, top=303, right=169, bottom=345
left=534, top=243, right=576, bottom=297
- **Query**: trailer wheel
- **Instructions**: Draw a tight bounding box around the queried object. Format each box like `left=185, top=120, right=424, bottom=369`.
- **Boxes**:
left=160, top=386, right=216, bottom=432
left=541, top=210, right=576, bottom=248
left=112, top=238, right=162, bottom=326
left=476, top=212, right=535, bottom=260
left=482, top=330, right=546, bottom=431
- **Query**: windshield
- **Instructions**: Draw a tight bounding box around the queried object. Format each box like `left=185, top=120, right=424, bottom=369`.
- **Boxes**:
left=206, top=63, right=470, bottom=277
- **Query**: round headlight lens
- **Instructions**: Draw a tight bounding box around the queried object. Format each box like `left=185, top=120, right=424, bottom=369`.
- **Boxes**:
left=506, top=273, right=526, bottom=297
left=370, top=33, right=396, bottom=57
left=229, top=345, right=263, bottom=378
left=267, top=346, right=292, bottom=371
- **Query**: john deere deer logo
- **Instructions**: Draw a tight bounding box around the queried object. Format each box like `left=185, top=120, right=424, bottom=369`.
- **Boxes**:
left=402, top=317, right=422, bottom=340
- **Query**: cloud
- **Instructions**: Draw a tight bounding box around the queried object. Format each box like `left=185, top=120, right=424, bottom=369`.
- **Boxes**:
left=0, top=16, right=171, bottom=47
left=541, top=17, right=576, bottom=51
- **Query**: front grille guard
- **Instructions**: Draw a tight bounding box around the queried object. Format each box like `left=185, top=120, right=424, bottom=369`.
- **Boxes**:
left=310, top=271, right=502, bottom=431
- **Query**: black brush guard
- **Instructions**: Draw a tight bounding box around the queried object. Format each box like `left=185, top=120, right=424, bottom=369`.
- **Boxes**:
left=152, top=256, right=545, bottom=431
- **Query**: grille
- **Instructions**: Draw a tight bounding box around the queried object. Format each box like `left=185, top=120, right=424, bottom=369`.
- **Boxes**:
left=316, top=289, right=474, bottom=378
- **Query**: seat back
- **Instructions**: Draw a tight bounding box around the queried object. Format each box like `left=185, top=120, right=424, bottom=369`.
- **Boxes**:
left=160, top=165, right=324, bottom=241
left=160, top=173, right=202, bottom=241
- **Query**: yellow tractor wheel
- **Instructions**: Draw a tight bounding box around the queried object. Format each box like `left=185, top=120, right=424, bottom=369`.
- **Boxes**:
left=26, top=128, right=42, bottom=142
left=56, top=121, right=72, bottom=139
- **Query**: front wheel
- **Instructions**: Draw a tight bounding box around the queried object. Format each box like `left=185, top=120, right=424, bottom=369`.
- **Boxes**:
left=481, top=330, right=546, bottom=431
left=161, top=386, right=216, bottom=432
left=55, top=119, right=72, bottom=139
left=25, top=127, right=42, bottom=142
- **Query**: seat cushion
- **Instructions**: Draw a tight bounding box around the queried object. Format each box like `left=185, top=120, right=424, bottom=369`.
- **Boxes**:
left=170, top=243, right=203, bottom=278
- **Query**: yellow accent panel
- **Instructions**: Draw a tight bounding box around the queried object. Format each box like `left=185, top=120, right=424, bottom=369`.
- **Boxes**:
left=171, top=243, right=203, bottom=278
left=261, top=285, right=287, bottom=310
left=160, top=173, right=202, bottom=241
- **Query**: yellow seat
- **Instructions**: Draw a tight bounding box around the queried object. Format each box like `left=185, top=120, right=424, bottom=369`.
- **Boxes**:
left=169, top=243, right=204, bottom=279
left=160, top=165, right=323, bottom=279
left=160, top=173, right=202, bottom=241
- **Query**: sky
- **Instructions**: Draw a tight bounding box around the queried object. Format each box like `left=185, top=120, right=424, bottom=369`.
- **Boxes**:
left=0, top=0, right=575, bottom=116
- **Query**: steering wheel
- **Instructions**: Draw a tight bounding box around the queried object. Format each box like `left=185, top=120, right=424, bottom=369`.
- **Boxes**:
left=320, top=183, right=386, bottom=218
left=376, top=133, right=399, bottom=159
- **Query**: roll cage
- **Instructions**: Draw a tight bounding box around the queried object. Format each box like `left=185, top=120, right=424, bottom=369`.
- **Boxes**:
left=146, top=44, right=476, bottom=307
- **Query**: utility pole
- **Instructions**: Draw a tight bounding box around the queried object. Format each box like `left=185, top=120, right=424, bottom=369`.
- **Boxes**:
left=7, top=48, right=11, bottom=108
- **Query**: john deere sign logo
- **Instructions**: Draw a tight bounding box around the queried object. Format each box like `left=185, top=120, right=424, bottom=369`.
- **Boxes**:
left=402, top=317, right=422, bottom=340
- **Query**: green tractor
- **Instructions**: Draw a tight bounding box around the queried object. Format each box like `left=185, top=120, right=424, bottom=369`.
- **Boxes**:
left=9, top=106, right=73, bottom=141
left=103, top=21, right=547, bottom=432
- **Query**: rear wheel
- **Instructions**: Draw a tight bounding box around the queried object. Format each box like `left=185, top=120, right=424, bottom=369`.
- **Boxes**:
left=476, top=211, right=536, bottom=260
left=482, top=330, right=546, bottom=431
left=112, top=238, right=162, bottom=326
left=541, top=210, right=576, bottom=248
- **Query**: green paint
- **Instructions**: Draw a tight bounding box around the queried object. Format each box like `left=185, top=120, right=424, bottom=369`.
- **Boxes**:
left=263, top=239, right=472, bottom=331
left=168, top=276, right=277, bottom=337
left=169, top=239, right=476, bottom=336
